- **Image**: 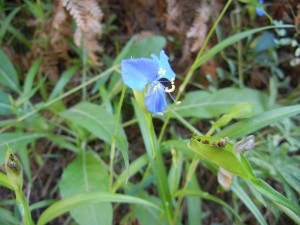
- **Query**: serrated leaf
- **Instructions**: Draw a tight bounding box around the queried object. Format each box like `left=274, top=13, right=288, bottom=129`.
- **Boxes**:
left=60, top=151, right=112, bottom=225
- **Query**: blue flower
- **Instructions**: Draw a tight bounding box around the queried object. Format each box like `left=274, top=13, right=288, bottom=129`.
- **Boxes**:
left=256, top=0, right=265, bottom=16
left=121, top=50, right=180, bottom=115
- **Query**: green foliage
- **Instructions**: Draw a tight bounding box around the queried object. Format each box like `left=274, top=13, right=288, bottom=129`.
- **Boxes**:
left=0, top=2, right=299, bottom=225
left=0, top=49, right=21, bottom=93
left=60, top=151, right=112, bottom=225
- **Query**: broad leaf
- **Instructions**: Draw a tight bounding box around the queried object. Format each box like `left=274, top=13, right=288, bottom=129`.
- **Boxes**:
left=189, top=136, right=256, bottom=180
left=189, top=136, right=298, bottom=214
left=60, top=151, right=112, bottom=225
left=37, top=192, right=159, bottom=225
left=60, top=102, right=128, bottom=173
left=175, top=88, right=268, bottom=118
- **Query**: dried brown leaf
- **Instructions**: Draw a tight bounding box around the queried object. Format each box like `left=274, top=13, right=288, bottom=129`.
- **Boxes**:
left=187, top=5, right=211, bottom=52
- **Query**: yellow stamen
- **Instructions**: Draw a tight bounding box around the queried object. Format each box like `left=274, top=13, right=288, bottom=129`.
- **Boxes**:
left=165, top=84, right=175, bottom=93
left=175, top=101, right=181, bottom=105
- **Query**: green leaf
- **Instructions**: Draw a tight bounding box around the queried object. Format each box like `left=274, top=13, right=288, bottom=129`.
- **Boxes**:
left=175, top=189, right=242, bottom=222
left=0, top=89, right=11, bottom=115
left=132, top=192, right=168, bottom=225
left=0, top=49, right=21, bottom=93
left=232, top=181, right=267, bottom=225
left=250, top=31, right=277, bottom=53
left=60, top=151, right=112, bottom=225
left=24, top=0, right=44, bottom=20
left=216, top=105, right=300, bottom=139
left=175, top=87, right=268, bottom=118
left=0, top=208, right=20, bottom=225
left=23, top=59, right=42, bottom=97
left=186, top=170, right=202, bottom=225
left=49, top=66, right=79, bottom=100
left=189, top=136, right=256, bottom=180
left=37, top=192, right=160, bottom=225
left=0, top=171, right=13, bottom=190
left=0, top=133, right=47, bottom=165
left=0, top=7, right=20, bottom=45
left=168, top=150, right=183, bottom=195
left=212, top=102, right=253, bottom=129
left=192, top=24, right=294, bottom=70
left=277, top=164, right=300, bottom=193
left=60, top=102, right=129, bottom=173
left=124, top=35, right=166, bottom=58
left=251, top=178, right=299, bottom=214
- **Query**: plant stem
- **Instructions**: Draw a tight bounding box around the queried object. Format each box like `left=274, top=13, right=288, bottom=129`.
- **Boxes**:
left=235, top=1, right=244, bottom=87
left=0, top=65, right=119, bottom=133
left=81, top=34, right=88, bottom=101
left=109, top=86, right=126, bottom=190
left=132, top=90, right=174, bottom=224
left=158, top=0, right=233, bottom=143
left=16, top=187, right=34, bottom=225
left=167, top=107, right=201, bottom=135
left=172, top=156, right=200, bottom=225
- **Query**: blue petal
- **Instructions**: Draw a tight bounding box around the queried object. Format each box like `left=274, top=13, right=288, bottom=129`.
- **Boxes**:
left=121, top=58, right=159, bottom=91
left=256, top=7, right=265, bottom=16
left=151, top=50, right=176, bottom=81
left=144, top=84, right=167, bottom=115
left=256, top=0, right=265, bottom=16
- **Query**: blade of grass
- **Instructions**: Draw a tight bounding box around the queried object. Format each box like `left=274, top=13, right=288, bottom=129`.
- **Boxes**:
left=0, top=7, right=20, bottom=46
left=175, top=189, right=242, bottom=222
left=216, top=105, right=300, bottom=139
left=232, top=181, right=268, bottom=225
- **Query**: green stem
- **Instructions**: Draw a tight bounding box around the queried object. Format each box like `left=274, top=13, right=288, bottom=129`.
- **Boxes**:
left=172, top=156, right=200, bottom=225
left=15, top=186, right=34, bottom=225
left=81, top=34, right=88, bottom=101
left=0, top=65, right=119, bottom=133
left=109, top=86, right=126, bottom=190
left=132, top=90, right=174, bottom=224
left=158, top=0, right=233, bottom=143
left=235, top=1, right=244, bottom=87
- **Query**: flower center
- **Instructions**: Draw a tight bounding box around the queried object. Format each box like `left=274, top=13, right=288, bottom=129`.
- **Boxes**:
left=153, top=77, right=181, bottom=106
